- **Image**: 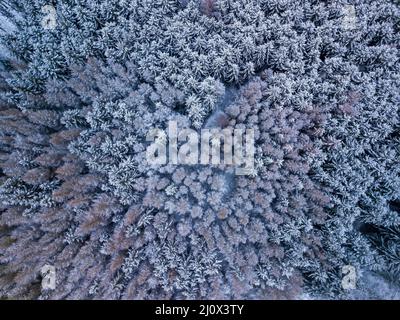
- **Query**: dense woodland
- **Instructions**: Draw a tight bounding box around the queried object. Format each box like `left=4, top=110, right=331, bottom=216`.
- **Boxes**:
left=0, top=0, right=399, bottom=299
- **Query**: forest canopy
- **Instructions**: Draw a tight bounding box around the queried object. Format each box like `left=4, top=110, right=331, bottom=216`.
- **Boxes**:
left=0, top=0, right=399, bottom=299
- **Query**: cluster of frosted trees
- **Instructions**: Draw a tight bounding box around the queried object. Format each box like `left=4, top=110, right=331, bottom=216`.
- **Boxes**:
left=0, top=0, right=399, bottom=299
